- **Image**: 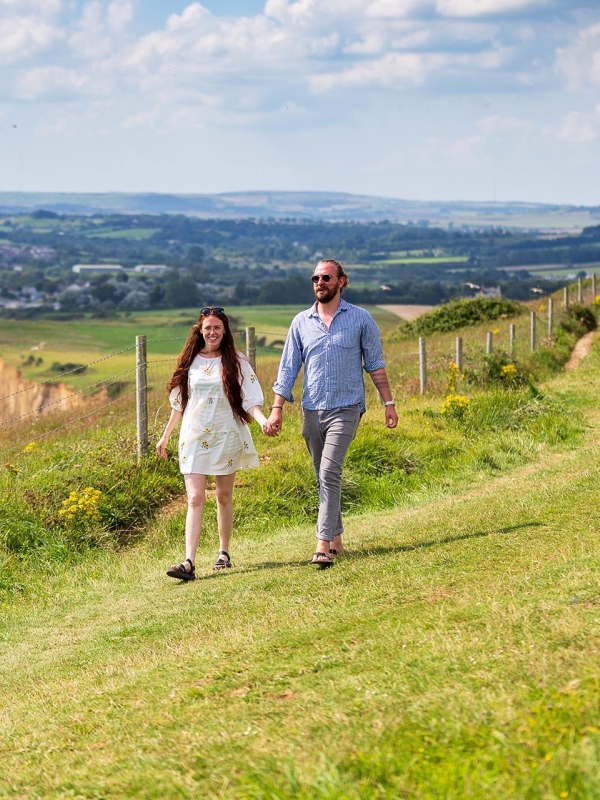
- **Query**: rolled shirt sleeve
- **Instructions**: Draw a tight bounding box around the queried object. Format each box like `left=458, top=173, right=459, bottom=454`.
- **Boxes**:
left=360, top=314, right=386, bottom=373
left=272, top=318, right=304, bottom=403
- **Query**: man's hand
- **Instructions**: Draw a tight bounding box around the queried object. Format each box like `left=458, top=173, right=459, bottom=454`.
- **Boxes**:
left=385, top=405, right=398, bottom=429
left=266, top=408, right=283, bottom=435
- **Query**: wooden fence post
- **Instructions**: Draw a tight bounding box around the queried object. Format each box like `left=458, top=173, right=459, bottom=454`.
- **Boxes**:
left=578, top=277, right=583, bottom=304
left=564, top=286, right=569, bottom=310
left=486, top=332, right=493, bottom=354
left=136, top=335, right=148, bottom=465
left=530, top=311, right=537, bottom=351
left=419, top=337, right=427, bottom=395
left=456, top=336, right=463, bottom=373
left=509, top=324, right=516, bottom=355
left=246, top=326, right=256, bottom=371
left=548, top=297, right=554, bottom=337
left=593, top=273, right=597, bottom=303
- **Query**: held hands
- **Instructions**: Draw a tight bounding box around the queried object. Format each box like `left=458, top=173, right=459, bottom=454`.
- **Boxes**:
left=250, top=407, right=279, bottom=437
left=265, top=408, right=282, bottom=437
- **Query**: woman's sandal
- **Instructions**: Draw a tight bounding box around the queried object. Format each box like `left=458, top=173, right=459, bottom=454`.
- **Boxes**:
left=213, top=551, right=232, bottom=571
left=166, top=558, right=196, bottom=581
left=311, top=551, right=334, bottom=567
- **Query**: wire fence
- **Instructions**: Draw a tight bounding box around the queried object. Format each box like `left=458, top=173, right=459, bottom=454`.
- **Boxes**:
left=1, top=278, right=596, bottom=468
left=0, top=331, right=288, bottom=468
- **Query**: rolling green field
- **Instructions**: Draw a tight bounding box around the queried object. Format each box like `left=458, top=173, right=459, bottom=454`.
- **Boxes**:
left=372, top=256, right=469, bottom=265
left=84, top=227, right=161, bottom=240
left=0, top=305, right=401, bottom=390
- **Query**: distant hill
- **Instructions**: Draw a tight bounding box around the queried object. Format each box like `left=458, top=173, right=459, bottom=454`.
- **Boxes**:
left=0, top=191, right=599, bottom=230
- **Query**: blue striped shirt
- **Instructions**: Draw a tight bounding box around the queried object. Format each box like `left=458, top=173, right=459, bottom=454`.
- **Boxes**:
left=273, top=299, right=386, bottom=412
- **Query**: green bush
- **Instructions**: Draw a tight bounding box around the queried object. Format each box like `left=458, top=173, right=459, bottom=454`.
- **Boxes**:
left=463, top=350, right=529, bottom=389
left=390, top=297, right=524, bottom=339
left=559, top=304, right=597, bottom=338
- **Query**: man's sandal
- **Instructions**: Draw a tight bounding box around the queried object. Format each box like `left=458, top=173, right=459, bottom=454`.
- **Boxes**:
left=213, top=551, right=232, bottom=571
left=311, top=551, right=334, bottom=567
left=167, top=558, right=196, bottom=581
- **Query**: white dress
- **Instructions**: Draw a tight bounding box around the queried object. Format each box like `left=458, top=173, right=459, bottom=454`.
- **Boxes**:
left=169, top=353, right=264, bottom=476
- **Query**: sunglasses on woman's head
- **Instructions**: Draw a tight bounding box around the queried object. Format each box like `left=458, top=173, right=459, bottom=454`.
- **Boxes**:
left=201, top=307, right=225, bottom=315
left=311, top=274, right=333, bottom=283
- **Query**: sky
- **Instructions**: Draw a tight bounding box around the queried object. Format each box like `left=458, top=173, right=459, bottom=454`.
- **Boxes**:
left=1, top=0, right=600, bottom=205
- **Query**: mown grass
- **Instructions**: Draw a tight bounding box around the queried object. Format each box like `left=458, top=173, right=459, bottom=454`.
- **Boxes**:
left=1, top=303, right=600, bottom=797
left=1, top=347, right=600, bottom=796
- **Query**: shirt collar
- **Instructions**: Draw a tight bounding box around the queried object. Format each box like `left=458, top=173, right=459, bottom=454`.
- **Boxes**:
left=307, top=297, right=348, bottom=318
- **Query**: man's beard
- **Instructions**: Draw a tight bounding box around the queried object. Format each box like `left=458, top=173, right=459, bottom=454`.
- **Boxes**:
left=314, top=283, right=339, bottom=303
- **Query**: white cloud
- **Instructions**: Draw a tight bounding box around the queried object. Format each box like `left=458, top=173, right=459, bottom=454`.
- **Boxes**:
left=477, top=114, right=534, bottom=136
left=366, top=0, right=433, bottom=18
left=311, top=52, right=435, bottom=90
left=0, top=16, right=62, bottom=64
left=556, top=22, right=600, bottom=89
left=0, top=0, right=63, bottom=10
left=108, top=1, right=134, bottom=33
left=16, top=66, right=88, bottom=99
left=436, top=0, right=545, bottom=17
left=556, top=108, right=600, bottom=144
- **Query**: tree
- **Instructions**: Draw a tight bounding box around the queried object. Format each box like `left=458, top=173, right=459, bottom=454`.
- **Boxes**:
left=165, top=277, right=200, bottom=308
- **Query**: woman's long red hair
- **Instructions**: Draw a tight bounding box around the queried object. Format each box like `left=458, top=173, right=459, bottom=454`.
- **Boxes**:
left=167, top=311, right=250, bottom=424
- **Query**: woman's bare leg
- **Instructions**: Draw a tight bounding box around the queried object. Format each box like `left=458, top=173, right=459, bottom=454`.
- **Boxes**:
left=184, top=473, right=207, bottom=565
left=215, top=472, right=236, bottom=556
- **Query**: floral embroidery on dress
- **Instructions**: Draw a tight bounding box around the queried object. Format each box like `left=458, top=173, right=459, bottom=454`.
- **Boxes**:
left=202, top=364, right=213, bottom=376
left=243, top=441, right=249, bottom=450
left=204, top=428, right=211, bottom=433
left=250, top=373, right=257, bottom=383
left=201, top=441, right=209, bottom=450
left=207, top=397, right=214, bottom=405
left=227, top=459, right=234, bottom=467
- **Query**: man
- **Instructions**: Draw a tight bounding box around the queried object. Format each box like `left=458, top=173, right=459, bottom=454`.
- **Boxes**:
left=268, top=258, right=398, bottom=566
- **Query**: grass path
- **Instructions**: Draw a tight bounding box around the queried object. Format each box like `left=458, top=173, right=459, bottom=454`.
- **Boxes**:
left=2, top=359, right=600, bottom=797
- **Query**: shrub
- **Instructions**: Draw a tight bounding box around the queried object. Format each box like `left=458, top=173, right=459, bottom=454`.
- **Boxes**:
left=389, top=297, right=524, bottom=339
left=463, top=350, right=528, bottom=389
left=559, top=304, right=597, bottom=338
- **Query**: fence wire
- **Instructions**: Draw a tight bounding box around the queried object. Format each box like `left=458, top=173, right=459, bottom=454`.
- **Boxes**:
left=0, top=306, right=583, bottom=467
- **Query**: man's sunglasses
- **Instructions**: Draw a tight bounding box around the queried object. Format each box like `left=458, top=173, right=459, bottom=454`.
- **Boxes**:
left=201, top=306, right=225, bottom=315
left=311, top=274, right=333, bottom=284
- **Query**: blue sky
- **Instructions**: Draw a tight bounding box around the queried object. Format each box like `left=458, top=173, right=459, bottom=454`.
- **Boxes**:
left=0, top=1, right=599, bottom=205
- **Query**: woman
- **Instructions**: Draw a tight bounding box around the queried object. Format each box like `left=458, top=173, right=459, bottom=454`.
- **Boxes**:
left=156, top=307, right=270, bottom=580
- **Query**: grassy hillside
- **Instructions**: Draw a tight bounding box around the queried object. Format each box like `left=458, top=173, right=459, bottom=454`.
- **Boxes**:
left=2, top=302, right=600, bottom=797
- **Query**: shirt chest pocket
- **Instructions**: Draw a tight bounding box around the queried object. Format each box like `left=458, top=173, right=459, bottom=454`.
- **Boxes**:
left=329, top=329, right=359, bottom=350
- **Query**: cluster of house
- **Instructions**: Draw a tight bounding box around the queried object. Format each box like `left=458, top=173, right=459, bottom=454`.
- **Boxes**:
left=71, top=264, right=168, bottom=275
left=0, top=263, right=169, bottom=310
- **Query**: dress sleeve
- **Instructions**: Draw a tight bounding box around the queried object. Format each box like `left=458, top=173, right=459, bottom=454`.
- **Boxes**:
left=238, top=355, right=264, bottom=411
left=169, top=387, right=183, bottom=412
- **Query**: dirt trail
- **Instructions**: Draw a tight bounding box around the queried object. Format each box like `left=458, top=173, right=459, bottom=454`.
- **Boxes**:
left=564, top=330, right=596, bottom=371
left=377, top=304, right=434, bottom=321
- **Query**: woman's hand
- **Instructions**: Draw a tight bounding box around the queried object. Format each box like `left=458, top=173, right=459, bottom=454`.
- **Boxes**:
left=248, top=406, right=277, bottom=436
left=156, top=435, right=169, bottom=458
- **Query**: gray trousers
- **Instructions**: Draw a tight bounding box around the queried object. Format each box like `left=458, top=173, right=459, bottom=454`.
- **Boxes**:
left=302, top=404, right=362, bottom=542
